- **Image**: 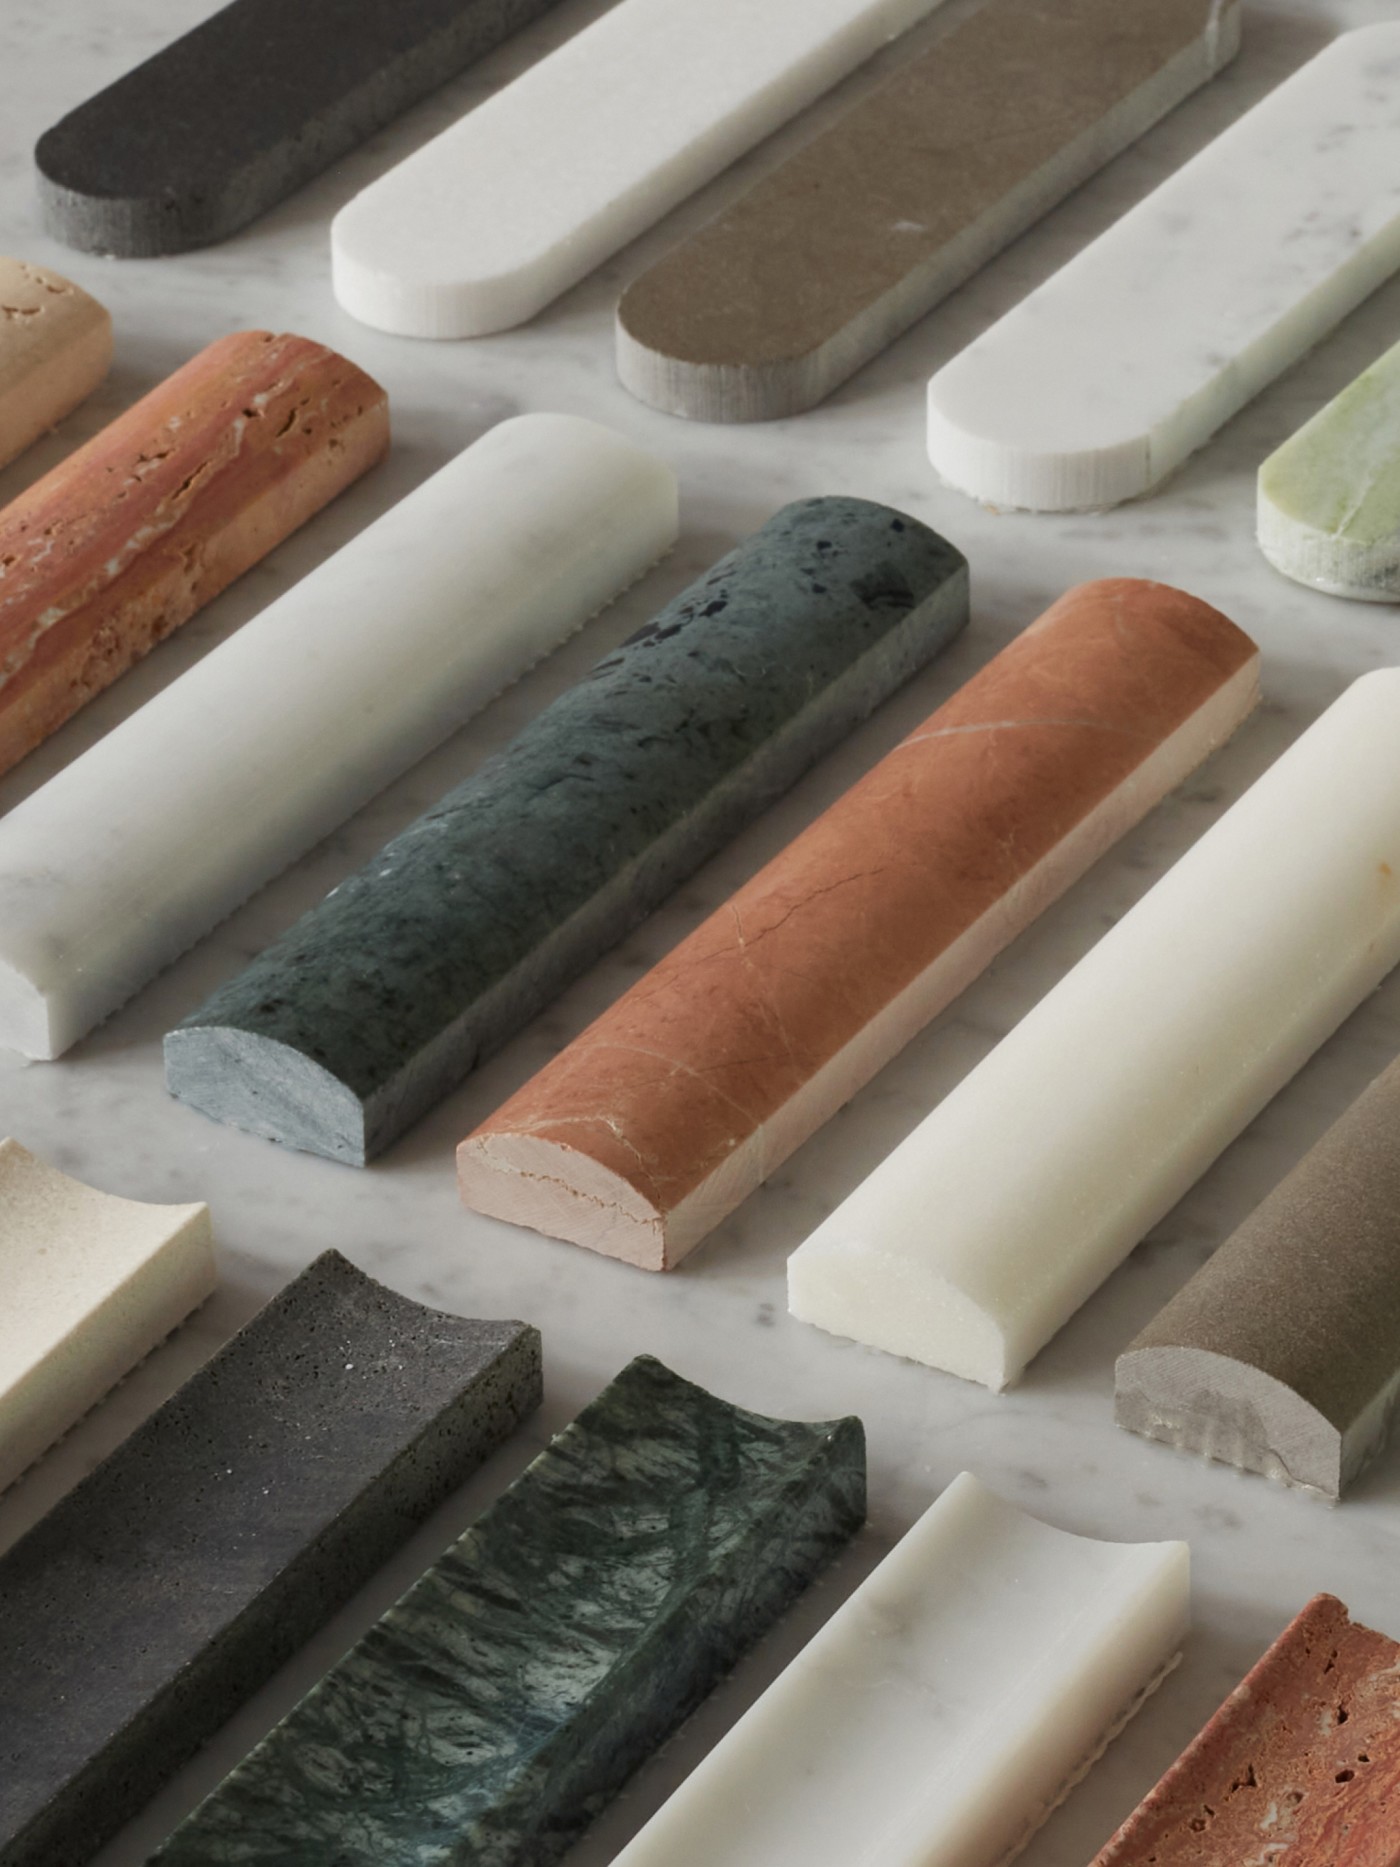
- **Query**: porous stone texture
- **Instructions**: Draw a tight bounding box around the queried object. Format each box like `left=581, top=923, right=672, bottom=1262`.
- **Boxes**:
left=1117, top=1053, right=1400, bottom=1499
left=0, top=257, right=111, bottom=466
left=1091, top=1595, right=1400, bottom=1865
left=0, top=328, right=387, bottom=779
left=148, top=1355, right=865, bottom=1867
left=35, top=0, right=568, bottom=256
left=0, top=1252, right=542, bottom=1867
left=617, top=0, right=1240, bottom=422
left=165, top=498, right=969, bottom=1164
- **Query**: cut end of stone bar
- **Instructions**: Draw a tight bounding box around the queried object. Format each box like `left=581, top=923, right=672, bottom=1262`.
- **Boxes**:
left=457, top=1132, right=672, bottom=1270
left=0, top=956, right=57, bottom=1061
left=164, top=1025, right=370, bottom=1166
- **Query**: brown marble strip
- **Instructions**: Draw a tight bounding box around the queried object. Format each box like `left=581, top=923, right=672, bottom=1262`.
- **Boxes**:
left=458, top=578, right=1260, bottom=1269
left=0, top=328, right=387, bottom=778
left=1092, top=1595, right=1400, bottom=1866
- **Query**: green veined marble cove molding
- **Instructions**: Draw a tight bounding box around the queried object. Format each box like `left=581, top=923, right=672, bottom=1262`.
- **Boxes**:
left=1258, top=335, right=1400, bottom=600
left=165, top=497, right=969, bottom=1164
left=148, top=1355, right=866, bottom=1867
left=0, top=1252, right=542, bottom=1867
left=1117, top=1052, right=1400, bottom=1499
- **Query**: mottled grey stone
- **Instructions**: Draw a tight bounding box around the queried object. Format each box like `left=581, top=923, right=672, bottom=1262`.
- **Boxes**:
left=35, top=0, right=566, bottom=257
left=165, top=496, right=969, bottom=1163
left=0, top=1252, right=542, bottom=1867
left=148, top=1355, right=866, bottom=1867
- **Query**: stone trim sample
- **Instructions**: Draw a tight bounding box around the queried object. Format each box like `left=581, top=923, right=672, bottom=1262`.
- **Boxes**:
left=165, top=498, right=970, bottom=1164
left=0, top=1251, right=542, bottom=1867
left=789, top=668, right=1400, bottom=1390
left=0, top=258, right=111, bottom=467
left=0, top=327, right=387, bottom=781
left=459, top=578, right=1259, bottom=1269
left=149, top=1355, right=865, bottom=1867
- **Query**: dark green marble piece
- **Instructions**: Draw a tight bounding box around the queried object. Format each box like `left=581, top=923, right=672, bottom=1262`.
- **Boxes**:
left=164, top=497, right=970, bottom=1163
left=148, top=1355, right=866, bottom=1867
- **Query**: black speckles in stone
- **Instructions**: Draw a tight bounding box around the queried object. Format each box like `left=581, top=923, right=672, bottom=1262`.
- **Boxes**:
left=0, top=1253, right=542, bottom=1867
left=164, top=496, right=969, bottom=1164
left=148, top=1356, right=866, bottom=1867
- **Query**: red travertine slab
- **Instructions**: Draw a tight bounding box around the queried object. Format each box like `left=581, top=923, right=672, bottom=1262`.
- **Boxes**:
left=1092, top=1595, right=1400, bottom=1866
left=458, top=578, right=1260, bottom=1269
left=0, top=328, right=387, bottom=777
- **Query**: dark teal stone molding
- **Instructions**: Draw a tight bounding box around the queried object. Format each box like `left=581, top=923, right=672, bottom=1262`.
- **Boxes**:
left=165, top=497, right=970, bottom=1163
left=149, top=1355, right=866, bottom=1866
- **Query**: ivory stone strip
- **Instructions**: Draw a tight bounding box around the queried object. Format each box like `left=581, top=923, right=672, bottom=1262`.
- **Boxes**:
left=926, top=27, right=1400, bottom=511
left=458, top=579, right=1259, bottom=1269
left=1092, top=1595, right=1400, bottom=1866
left=1117, top=1053, right=1400, bottom=1499
left=331, top=0, right=945, bottom=338
left=0, top=1138, right=213, bottom=1496
left=35, top=0, right=569, bottom=257
left=613, top=1472, right=1189, bottom=1867
left=0, top=413, right=676, bottom=1061
left=0, top=1252, right=542, bottom=1867
left=616, top=0, right=1240, bottom=423
left=150, top=1357, right=865, bottom=1867
left=789, top=669, right=1400, bottom=1390
left=0, top=259, right=110, bottom=467
left=165, top=499, right=969, bottom=1165
left=0, top=327, right=386, bottom=782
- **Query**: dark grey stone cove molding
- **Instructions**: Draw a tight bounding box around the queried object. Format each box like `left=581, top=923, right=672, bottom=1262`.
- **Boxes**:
left=0, top=1252, right=542, bottom=1867
left=165, top=496, right=969, bottom=1165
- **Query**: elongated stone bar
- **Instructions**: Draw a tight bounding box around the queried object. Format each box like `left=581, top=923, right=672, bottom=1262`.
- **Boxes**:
left=331, top=0, right=945, bottom=338
left=790, top=669, right=1400, bottom=1390
left=0, top=414, right=676, bottom=1060
left=1092, top=1595, right=1400, bottom=1865
left=1258, top=336, right=1400, bottom=601
left=617, top=0, right=1240, bottom=423
left=0, top=1138, right=213, bottom=1495
left=459, top=579, right=1259, bottom=1268
left=615, top=1472, right=1189, bottom=1867
left=166, top=499, right=969, bottom=1164
left=1117, top=1054, right=1400, bottom=1500
left=35, top=0, right=569, bottom=257
left=149, top=1356, right=865, bottom=1867
left=0, top=1252, right=541, bottom=1867
left=0, top=258, right=111, bottom=467
left=927, top=27, right=1400, bottom=511
left=0, top=327, right=386, bottom=781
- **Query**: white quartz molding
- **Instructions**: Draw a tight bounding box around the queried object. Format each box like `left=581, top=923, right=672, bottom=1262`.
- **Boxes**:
left=0, top=1138, right=214, bottom=1495
left=0, top=414, right=678, bottom=1059
left=789, top=670, right=1400, bottom=1391
left=613, top=1473, right=1189, bottom=1867
left=926, top=26, right=1400, bottom=512
left=331, top=0, right=944, bottom=338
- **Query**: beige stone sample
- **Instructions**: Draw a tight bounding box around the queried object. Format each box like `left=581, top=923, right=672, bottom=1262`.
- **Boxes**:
left=0, top=258, right=111, bottom=469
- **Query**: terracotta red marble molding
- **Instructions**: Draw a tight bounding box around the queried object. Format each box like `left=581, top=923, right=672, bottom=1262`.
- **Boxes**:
left=1091, top=1594, right=1400, bottom=1865
left=0, top=328, right=387, bottom=777
left=458, top=578, right=1260, bottom=1269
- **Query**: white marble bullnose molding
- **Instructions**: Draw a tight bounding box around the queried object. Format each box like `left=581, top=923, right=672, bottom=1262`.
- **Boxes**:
left=789, top=669, right=1400, bottom=1390
left=0, top=1138, right=214, bottom=1495
left=331, top=0, right=944, bottom=338
left=612, top=1473, right=1190, bottom=1867
left=926, top=26, right=1400, bottom=511
left=0, top=414, right=678, bottom=1059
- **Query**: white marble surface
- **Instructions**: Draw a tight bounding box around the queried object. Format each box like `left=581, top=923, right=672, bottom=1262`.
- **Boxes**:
left=0, top=3, right=1397, bottom=1862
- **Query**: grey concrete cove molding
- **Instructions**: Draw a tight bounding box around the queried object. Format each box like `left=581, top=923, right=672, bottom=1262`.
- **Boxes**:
left=0, top=1251, right=542, bottom=1867
left=150, top=1356, right=866, bottom=1867
left=165, top=497, right=970, bottom=1165
left=34, top=0, right=568, bottom=256
left=1117, top=1054, right=1400, bottom=1499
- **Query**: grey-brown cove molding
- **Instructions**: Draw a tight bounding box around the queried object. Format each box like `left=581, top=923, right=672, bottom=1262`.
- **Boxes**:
left=0, top=1252, right=542, bottom=1867
left=1117, top=1054, right=1400, bottom=1499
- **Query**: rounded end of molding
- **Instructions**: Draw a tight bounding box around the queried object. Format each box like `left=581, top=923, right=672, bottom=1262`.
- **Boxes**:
left=925, top=379, right=1154, bottom=514
left=164, top=1023, right=371, bottom=1167
left=614, top=303, right=824, bottom=426
left=458, top=1131, right=672, bottom=1272
left=331, top=204, right=543, bottom=340
left=0, top=956, right=59, bottom=1061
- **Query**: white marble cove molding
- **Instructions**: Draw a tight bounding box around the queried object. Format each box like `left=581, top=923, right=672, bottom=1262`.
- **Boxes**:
left=612, top=1472, right=1189, bottom=1867
left=789, top=670, right=1400, bottom=1390
left=0, top=414, right=677, bottom=1060
left=0, top=1138, right=214, bottom=1495
left=926, top=26, right=1400, bottom=511
left=331, top=0, right=944, bottom=338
